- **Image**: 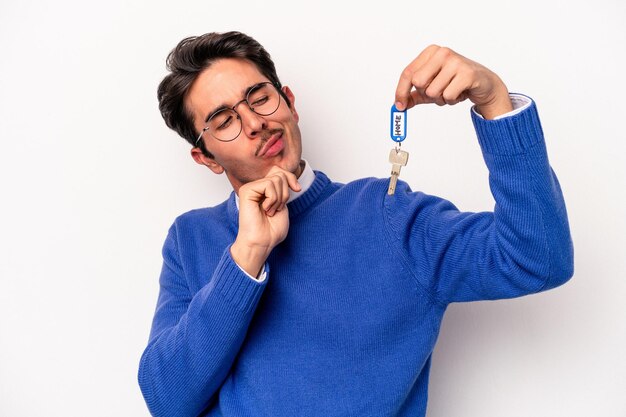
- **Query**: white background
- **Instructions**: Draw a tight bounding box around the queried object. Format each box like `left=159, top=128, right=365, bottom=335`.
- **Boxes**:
left=1, top=1, right=624, bottom=416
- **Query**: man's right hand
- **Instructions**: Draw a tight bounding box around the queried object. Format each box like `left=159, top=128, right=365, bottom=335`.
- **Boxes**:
left=230, top=166, right=301, bottom=277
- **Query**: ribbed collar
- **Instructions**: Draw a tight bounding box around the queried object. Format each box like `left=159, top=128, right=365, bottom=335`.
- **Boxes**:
left=285, top=170, right=331, bottom=218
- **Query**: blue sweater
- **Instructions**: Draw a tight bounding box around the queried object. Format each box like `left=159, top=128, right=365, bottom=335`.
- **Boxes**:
left=139, top=100, right=573, bottom=417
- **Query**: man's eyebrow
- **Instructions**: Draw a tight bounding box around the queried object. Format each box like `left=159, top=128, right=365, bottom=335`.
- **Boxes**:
left=203, top=82, right=268, bottom=123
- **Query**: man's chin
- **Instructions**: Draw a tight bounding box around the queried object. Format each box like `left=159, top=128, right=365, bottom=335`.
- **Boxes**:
left=229, top=157, right=302, bottom=190
left=268, top=155, right=302, bottom=176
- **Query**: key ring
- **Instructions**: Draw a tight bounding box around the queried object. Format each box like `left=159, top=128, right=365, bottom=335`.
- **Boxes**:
left=387, top=104, right=409, bottom=197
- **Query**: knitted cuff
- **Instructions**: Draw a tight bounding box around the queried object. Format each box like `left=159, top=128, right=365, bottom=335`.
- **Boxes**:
left=210, top=246, right=269, bottom=314
left=471, top=94, right=545, bottom=155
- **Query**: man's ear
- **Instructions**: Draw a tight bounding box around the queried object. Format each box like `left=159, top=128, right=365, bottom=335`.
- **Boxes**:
left=191, top=147, right=224, bottom=174
left=282, top=85, right=299, bottom=122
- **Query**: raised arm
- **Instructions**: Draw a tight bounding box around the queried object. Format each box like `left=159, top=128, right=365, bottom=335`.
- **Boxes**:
left=385, top=45, right=573, bottom=304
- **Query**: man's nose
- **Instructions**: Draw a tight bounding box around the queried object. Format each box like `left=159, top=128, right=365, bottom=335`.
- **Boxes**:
left=235, top=103, right=268, bottom=138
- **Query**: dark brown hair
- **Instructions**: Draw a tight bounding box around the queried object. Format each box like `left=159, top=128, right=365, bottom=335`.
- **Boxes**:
left=157, top=31, right=290, bottom=156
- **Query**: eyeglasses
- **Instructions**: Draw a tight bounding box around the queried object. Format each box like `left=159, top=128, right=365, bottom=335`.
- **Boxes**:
left=195, top=81, right=282, bottom=145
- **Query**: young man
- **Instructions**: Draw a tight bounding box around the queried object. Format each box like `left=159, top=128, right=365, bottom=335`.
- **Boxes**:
left=138, top=31, right=573, bottom=417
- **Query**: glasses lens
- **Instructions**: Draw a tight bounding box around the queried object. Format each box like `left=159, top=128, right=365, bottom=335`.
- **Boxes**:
left=204, top=83, right=279, bottom=142
left=247, top=83, right=280, bottom=116
left=208, top=109, right=241, bottom=142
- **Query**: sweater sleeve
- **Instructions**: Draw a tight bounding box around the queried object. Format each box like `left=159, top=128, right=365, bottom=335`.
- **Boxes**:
left=138, top=223, right=268, bottom=417
left=384, top=97, right=574, bottom=305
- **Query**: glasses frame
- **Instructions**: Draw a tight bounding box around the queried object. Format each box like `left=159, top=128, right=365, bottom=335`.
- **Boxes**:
left=194, top=81, right=282, bottom=146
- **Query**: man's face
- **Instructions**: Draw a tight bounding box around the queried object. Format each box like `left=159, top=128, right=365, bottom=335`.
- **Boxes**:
left=186, top=58, right=302, bottom=192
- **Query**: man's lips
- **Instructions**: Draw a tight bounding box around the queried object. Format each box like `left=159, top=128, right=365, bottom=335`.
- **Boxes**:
left=257, top=132, right=284, bottom=157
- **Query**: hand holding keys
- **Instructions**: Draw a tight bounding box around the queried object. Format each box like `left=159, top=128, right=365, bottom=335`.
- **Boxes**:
left=387, top=105, right=409, bottom=196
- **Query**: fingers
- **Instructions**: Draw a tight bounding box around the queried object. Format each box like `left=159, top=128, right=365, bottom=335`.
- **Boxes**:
left=267, top=166, right=302, bottom=193
left=421, top=63, right=456, bottom=106
left=259, top=177, right=284, bottom=216
left=441, top=74, right=471, bottom=105
left=242, top=166, right=302, bottom=217
left=395, top=44, right=440, bottom=110
left=395, top=45, right=476, bottom=109
left=426, top=65, right=474, bottom=106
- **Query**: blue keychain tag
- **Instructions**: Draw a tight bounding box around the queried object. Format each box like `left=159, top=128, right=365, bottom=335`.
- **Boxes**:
left=390, top=104, right=407, bottom=143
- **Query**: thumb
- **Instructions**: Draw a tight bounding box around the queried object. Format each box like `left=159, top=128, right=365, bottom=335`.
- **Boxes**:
left=286, top=171, right=301, bottom=192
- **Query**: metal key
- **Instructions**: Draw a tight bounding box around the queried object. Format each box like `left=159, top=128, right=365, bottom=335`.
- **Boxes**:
left=388, top=147, right=409, bottom=195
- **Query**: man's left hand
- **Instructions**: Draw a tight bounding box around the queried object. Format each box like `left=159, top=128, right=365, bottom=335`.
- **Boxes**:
left=394, top=45, right=513, bottom=119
